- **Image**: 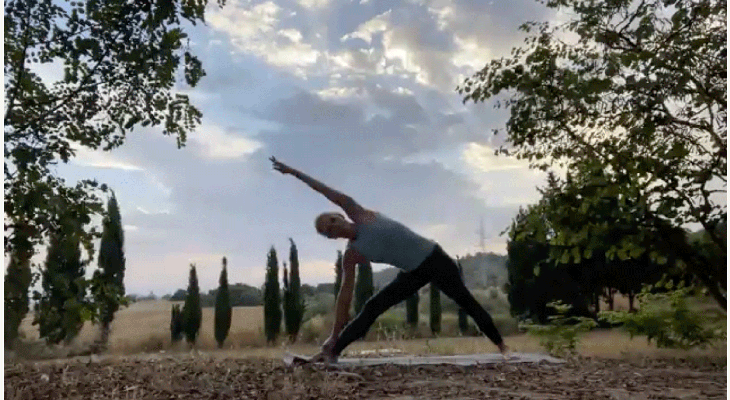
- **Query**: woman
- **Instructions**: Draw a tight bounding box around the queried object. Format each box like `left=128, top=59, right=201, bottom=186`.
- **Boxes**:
left=270, top=156, right=510, bottom=363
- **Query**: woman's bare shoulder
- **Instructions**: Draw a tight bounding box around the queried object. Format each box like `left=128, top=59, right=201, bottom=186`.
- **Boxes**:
left=353, top=208, right=377, bottom=224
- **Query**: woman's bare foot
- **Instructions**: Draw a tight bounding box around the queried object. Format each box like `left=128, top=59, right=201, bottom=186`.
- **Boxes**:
left=312, top=349, right=339, bottom=364
left=497, top=342, right=512, bottom=360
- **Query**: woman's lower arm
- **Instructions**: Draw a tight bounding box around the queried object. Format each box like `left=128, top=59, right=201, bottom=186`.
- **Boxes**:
left=292, top=169, right=347, bottom=206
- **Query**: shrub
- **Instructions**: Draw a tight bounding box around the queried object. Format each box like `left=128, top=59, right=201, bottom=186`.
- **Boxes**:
left=599, top=280, right=725, bottom=350
left=302, top=293, right=335, bottom=322
left=298, top=318, right=325, bottom=344
left=170, top=304, right=184, bottom=343
left=521, top=300, right=597, bottom=358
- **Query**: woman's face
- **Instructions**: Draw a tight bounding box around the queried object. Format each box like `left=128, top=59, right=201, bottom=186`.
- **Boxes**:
left=316, top=213, right=348, bottom=239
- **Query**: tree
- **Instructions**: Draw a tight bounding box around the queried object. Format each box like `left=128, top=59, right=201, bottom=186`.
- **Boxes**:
left=406, top=292, right=419, bottom=329
left=214, top=257, right=232, bottom=348
left=282, top=238, right=305, bottom=342
left=354, top=260, right=374, bottom=315
left=429, top=283, right=441, bottom=335
left=282, top=262, right=291, bottom=340
left=91, top=192, right=126, bottom=347
left=4, top=0, right=226, bottom=266
left=4, top=228, right=34, bottom=349
left=263, top=247, right=281, bottom=344
left=34, top=226, right=87, bottom=345
left=505, top=205, right=589, bottom=323
left=170, top=304, right=183, bottom=343
left=334, top=251, right=343, bottom=297
left=182, top=264, right=202, bottom=345
left=460, top=0, right=726, bottom=308
left=170, top=289, right=186, bottom=301
left=457, top=259, right=469, bottom=335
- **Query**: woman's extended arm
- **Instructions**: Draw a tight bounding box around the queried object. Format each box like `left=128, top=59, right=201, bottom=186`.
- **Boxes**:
left=270, top=156, right=363, bottom=219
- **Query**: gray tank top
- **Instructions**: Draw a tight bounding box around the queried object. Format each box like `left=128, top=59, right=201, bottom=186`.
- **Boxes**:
left=348, top=212, right=437, bottom=272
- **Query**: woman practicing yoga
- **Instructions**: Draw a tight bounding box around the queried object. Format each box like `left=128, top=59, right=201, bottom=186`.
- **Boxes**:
left=270, top=156, right=510, bottom=363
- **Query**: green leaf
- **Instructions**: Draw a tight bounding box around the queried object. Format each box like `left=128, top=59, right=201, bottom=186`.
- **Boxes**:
left=583, top=248, right=593, bottom=259
left=571, top=247, right=581, bottom=263
left=629, top=245, right=644, bottom=259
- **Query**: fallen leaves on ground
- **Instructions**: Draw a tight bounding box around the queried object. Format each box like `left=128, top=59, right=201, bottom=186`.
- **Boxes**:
left=5, top=355, right=726, bottom=399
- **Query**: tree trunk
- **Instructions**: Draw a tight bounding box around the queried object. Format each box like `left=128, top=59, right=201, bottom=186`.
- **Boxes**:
left=659, top=220, right=726, bottom=310
left=694, top=270, right=727, bottom=310
left=607, top=288, right=615, bottom=311
left=100, top=324, right=110, bottom=345
left=628, top=291, right=635, bottom=312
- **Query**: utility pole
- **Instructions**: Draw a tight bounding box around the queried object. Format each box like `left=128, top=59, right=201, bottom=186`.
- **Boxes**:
left=476, top=218, right=487, bottom=287
left=476, top=217, right=486, bottom=253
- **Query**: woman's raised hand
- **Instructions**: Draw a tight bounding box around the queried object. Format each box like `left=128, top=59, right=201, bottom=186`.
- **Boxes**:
left=270, top=156, right=295, bottom=175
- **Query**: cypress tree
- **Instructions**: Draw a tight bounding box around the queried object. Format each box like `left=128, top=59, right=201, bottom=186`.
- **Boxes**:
left=287, top=238, right=304, bottom=341
left=182, top=264, right=202, bottom=345
left=92, top=193, right=126, bottom=346
left=263, top=247, right=281, bottom=344
left=354, top=260, right=374, bottom=315
left=282, top=262, right=291, bottom=341
left=4, top=227, right=34, bottom=349
left=170, top=304, right=184, bottom=342
left=429, top=282, right=441, bottom=335
left=35, top=223, right=87, bottom=345
left=334, top=251, right=343, bottom=297
left=214, top=257, right=232, bottom=348
left=457, top=258, right=469, bottom=335
left=406, top=291, right=419, bottom=328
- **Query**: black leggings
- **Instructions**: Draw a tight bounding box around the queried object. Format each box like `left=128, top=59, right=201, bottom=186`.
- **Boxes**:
left=332, top=245, right=504, bottom=356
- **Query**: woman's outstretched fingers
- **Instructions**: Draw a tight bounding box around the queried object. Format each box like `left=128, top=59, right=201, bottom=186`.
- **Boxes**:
left=269, top=156, right=290, bottom=174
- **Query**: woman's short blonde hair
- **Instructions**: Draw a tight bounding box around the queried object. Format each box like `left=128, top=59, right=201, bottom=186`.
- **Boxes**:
left=315, top=212, right=343, bottom=234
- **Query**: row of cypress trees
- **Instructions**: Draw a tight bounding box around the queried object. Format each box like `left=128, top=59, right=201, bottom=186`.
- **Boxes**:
left=264, top=239, right=306, bottom=344
left=170, top=258, right=233, bottom=348
left=264, top=245, right=377, bottom=344
left=4, top=193, right=127, bottom=350
left=169, top=239, right=307, bottom=348
left=172, top=246, right=473, bottom=347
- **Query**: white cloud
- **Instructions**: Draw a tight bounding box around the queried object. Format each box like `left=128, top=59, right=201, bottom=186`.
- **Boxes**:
left=452, top=34, right=492, bottom=70
left=427, top=5, right=455, bottom=31
left=145, top=173, right=173, bottom=197
left=461, top=142, right=529, bottom=172
left=393, top=86, right=414, bottom=96
left=296, top=0, right=330, bottom=9
left=135, top=206, right=171, bottom=216
left=382, top=30, right=426, bottom=81
left=189, top=125, right=263, bottom=160
left=72, top=146, right=144, bottom=171
left=123, top=225, right=139, bottom=232
left=316, top=86, right=364, bottom=100
left=278, top=28, right=303, bottom=43
left=208, top=1, right=321, bottom=77
left=341, top=10, right=391, bottom=44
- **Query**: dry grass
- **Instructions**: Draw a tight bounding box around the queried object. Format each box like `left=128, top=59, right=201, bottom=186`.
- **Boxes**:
left=14, top=297, right=726, bottom=363
left=17, top=300, right=266, bottom=356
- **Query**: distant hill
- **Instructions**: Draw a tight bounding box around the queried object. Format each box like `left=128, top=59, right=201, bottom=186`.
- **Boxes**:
left=372, top=252, right=508, bottom=291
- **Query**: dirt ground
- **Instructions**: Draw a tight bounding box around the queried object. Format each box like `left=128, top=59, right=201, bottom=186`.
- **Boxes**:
left=4, top=353, right=726, bottom=400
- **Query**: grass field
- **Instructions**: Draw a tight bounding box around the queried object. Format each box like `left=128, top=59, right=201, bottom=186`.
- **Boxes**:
left=17, top=301, right=266, bottom=355
left=15, top=297, right=726, bottom=361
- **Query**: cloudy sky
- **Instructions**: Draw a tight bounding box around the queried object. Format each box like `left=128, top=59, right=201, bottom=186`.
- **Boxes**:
left=49, top=0, right=562, bottom=296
